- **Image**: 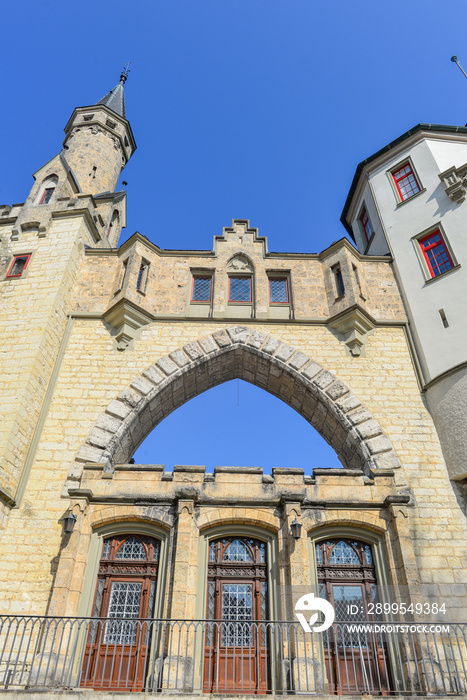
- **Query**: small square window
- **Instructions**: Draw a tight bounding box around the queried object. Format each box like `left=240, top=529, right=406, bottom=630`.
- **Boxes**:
left=6, top=255, right=31, bottom=278
left=269, top=277, right=289, bottom=304
left=392, top=162, right=421, bottom=201
left=191, top=275, right=212, bottom=302
left=360, top=207, right=374, bottom=243
left=419, top=231, right=454, bottom=278
left=229, top=276, right=252, bottom=303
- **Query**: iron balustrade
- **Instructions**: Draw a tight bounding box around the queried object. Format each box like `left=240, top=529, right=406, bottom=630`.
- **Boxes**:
left=0, top=616, right=465, bottom=694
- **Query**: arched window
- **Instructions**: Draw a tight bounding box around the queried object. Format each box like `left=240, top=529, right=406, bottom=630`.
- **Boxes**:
left=37, top=176, right=58, bottom=205
left=204, top=536, right=268, bottom=693
left=81, top=534, right=160, bottom=691
left=107, top=210, right=119, bottom=240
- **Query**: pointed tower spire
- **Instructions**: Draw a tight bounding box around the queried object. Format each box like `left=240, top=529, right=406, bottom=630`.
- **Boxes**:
left=62, top=64, right=136, bottom=195
left=95, top=63, right=130, bottom=118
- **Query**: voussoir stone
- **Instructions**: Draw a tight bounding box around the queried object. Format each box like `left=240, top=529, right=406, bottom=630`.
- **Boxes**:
left=335, top=392, right=361, bottom=413
left=183, top=341, right=205, bottom=360
left=301, top=361, right=323, bottom=381
left=169, top=349, right=191, bottom=368
left=156, top=356, right=179, bottom=375
left=366, top=434, right=393, bottom=455
left=75, top=444, right=104, bottom=463
left=213, top=330, right=232, bottom=347
left=274, top=343, right=295, bottom=362
left=313, top=370, right=335, bottom=390
left=355, top=420, right=383, bottom=441
left=288, top=352, right=309, bottom=371
left=261, top=337, right=280, bottom=355
left=226, top=326, right=251, bottom=344
left=95, top=413, right=122, bottom=434
left=130, top=376, right=154, bottom=396
left=247, top=330, right=268, bottom=349
left=199, top=336, right=218, bottom=354
left=326, top=380, right=349, bottom=401
left=119, top=387, right=143, bottom=407
left=106, top=399, right=132, bottom=420
left=142, top=365, right=165, bottom=386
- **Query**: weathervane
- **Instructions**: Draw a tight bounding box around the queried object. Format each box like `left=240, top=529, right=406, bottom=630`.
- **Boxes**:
left=451, top=55, right=467, bottom=80
left=120, top=61, right=131, bottom=84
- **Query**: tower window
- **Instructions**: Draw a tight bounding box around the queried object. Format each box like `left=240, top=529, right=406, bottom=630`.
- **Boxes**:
left=391, top=162, right=421, bottom=201
left=39, top=188, right=54, bottom=205
left=419, top=230, right=454, bottom=278
left=136, top=259, right=150, bottom=292
left=228, top=276, right=252, bottom=303
left=191, top=275, right=212, bottom=302
left=332, top=265, right=345, bottom=297
left=6, top=255, right=31, bottom=278
left=360, top=207, right=374, bottom=243
left=269, top=277, right=289, bottom=304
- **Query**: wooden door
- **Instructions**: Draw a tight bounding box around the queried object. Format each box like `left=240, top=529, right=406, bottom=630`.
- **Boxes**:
left=316, top=539, right=392, bottom=695
left=203, top=537, right=269, bottom=694
left=81, top=535, right=160, bottom=691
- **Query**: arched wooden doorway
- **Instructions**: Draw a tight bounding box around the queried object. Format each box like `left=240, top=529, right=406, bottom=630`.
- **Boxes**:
left=203, top=536, right=269, bottom=693
left=81, top=534, right=160, bottom=691
left=316, top=538, right=391, bottom=695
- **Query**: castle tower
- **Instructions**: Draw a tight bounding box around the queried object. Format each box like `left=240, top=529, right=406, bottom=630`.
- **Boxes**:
left=341, top=122, right=467, bottom=503
left=62, top=69, right=136, bottom=195
left=0, top=72, right=135, bottom=524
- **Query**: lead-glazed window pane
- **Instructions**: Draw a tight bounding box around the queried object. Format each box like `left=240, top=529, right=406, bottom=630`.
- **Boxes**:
left=104, top=582, right=142, bottom=644
left=115, top=536, right=146, bottom=560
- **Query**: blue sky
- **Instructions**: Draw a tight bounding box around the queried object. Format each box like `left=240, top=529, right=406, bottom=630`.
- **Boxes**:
left=3, top=1, right=467, bottom=471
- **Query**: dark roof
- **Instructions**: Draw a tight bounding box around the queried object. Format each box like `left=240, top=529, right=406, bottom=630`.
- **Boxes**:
left=340, top=122, right=467, bottom=239
left=96, top=80, right=126, bottom=118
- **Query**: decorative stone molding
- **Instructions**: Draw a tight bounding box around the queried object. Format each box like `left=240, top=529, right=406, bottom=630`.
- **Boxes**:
left=438, top=163, right=467, bottom=203
left=227, top=254, right=254, bottom=272
left=103, top=299, right=155, bottom=351
left=327, top=305, right=375, bottom=357
left=69, top=326, right=403, bottom=493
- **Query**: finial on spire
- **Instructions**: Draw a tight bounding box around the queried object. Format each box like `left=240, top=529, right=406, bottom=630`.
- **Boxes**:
left=451, top=55, right=467, bottom=80
left=120, top=62, right=131, bottom=85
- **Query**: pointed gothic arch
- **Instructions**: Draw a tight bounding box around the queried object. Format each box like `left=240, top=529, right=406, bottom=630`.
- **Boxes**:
left=71, top=326, right=401, bottom=480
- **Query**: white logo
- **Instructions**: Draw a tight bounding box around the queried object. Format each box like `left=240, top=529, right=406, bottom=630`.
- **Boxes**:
left=294, top=593, right=335, bottom=633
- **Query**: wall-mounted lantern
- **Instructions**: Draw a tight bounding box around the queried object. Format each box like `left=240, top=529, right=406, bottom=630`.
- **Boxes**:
left=63, top=512, right=77, bottom=534
left=290, top=518, right=302, bottom=540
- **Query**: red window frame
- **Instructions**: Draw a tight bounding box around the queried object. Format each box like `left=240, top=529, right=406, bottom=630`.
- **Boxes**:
left=39, top=187, right=54, bottom=205
left=268, top=276, right=289, bottom=304
left=6, top=254, right=31, bottom=278
left=228, top=276, right=252, bottom=303
left=419, top=231, right=454, bottom=278
left=360, top=207, right=374, bottom=243
left=392, top=162, right=421, bottom=201
left=191, top=274, right=212, bottom=302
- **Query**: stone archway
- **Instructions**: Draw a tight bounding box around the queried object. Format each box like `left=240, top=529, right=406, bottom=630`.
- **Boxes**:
left=71, top=326, right=401, bottom=482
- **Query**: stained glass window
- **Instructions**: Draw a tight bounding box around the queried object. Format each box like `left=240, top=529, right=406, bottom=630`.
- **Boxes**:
left=115, top=536, right=146, bottom=560
left=329, top=541, right=359, bottom=565
left=222, top=539, right=253, bottom=562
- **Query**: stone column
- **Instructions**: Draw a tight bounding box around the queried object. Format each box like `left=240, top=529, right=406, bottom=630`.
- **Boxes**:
left=165, top=499, right=199, bottom=691
left=280, top=501, right=326, bottom=694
